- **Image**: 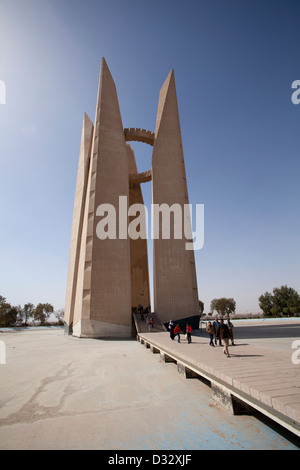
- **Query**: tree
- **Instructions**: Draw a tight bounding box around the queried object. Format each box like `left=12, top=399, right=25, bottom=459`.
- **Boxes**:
left=0, top=296, right=18, bottom=327
left=273, top=286, right=300, bottom=314
left=198, top=300, right=204, bottom=315
left=210, top=298, right=236, bottom=317
left=33, top=303, right=54, bottom=325
left=54, top=308, right=64, bottom=325
left=22, top=303, right=35, bottom=325
left=259, top=285, right=300, bottom=317
left=258, top=291, right=273, bottom=316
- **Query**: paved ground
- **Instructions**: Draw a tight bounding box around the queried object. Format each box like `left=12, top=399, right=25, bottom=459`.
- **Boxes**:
left=139, top=319, right=300, bottom=433
left=0, top=321, right=299, bottom=450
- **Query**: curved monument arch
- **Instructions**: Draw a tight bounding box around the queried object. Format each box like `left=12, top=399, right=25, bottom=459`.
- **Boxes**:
left=124, top=128, right=155, bottom=146
left=125, top=128, right=153, bottom=184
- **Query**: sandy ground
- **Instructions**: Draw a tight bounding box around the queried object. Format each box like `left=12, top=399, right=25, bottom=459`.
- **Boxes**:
left=0, top=324, right=299, bottom=450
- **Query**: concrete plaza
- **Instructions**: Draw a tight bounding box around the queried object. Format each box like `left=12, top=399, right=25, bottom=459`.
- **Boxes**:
left=0, top=320, right=299, bottom=450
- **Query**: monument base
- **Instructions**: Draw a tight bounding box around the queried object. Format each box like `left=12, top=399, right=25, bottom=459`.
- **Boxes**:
left=64, top=322, right=73, bottom=335
left=72, top=318, right=133, bottom=339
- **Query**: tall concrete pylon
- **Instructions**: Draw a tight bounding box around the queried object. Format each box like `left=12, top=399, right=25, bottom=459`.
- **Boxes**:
left=64, top=59, right=199, bottom=337
left=64, top=112, right=93, bottom=332
left=127, top=144, right=151, bottom=310
left=152, top=70, right=199, bottom=323
left=65, top=58, right=132, bottom=337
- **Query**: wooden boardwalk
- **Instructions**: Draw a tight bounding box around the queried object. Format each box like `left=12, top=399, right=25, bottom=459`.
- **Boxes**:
left=135, top=319, right=300, bottom=439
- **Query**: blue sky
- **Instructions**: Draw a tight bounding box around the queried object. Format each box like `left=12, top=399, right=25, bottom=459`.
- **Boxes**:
left=0, top=0, right=299, bottom=314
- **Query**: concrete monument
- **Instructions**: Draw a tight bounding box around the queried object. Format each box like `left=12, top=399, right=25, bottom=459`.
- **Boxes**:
left=64, top=58, right=199, bottom=338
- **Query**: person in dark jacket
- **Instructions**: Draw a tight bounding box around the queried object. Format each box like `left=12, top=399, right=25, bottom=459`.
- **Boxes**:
left=213, top=317, right=222, bottom=346
left=168, top=320, right=175, bottom=340
left=227, top=317, right=235, bottom=345
left=217, top=319, right=231, bottom=356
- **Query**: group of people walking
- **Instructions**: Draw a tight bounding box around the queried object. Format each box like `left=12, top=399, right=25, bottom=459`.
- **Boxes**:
left=206, top=317, right=234, bottom=356
left=168, top=321, right=192, bottom=343
left=137, top=304, right=154, bottom=330
left=168, top=317, right=234, bottom=357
